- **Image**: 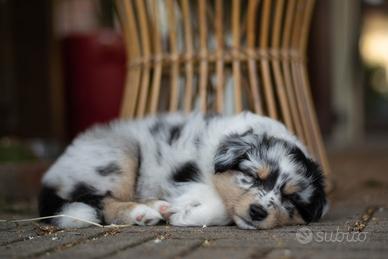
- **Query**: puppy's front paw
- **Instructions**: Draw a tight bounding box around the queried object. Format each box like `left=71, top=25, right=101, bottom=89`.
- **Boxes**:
left=146, top=200, right=172, bottom=220
left=129, top=205, right=163, bottom=226
left=168, top=212, right=190, bottom=226
left=168, top=202, right=203, bottom=227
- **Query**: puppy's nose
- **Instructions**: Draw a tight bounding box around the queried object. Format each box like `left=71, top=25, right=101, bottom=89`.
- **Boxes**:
left=249, top=204, right=268, bottom=221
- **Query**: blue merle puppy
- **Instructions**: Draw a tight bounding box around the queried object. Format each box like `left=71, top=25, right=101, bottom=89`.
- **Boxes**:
left=39, top=112, right=327, bottom=229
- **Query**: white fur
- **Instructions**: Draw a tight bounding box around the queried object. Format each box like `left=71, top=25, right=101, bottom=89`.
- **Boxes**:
left=233, top=215, right=256, bottom=230
left=169, top=183, right=231, bottom=226
left=55, top=202, right=100, bottom=228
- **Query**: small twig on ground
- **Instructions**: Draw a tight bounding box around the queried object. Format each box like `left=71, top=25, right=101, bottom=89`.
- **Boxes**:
left=0, top=215, right=133, bottom=229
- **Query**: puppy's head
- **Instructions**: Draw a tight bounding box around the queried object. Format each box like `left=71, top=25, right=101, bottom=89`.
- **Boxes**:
left=213, top=132, right=327, bottom=229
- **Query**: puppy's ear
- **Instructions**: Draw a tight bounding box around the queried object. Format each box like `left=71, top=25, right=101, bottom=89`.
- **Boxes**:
left=294, top=183, right=327, bottom=223
left=214, top=131, right=255, bottom=173
left=290, top=147, right=327, bottom=223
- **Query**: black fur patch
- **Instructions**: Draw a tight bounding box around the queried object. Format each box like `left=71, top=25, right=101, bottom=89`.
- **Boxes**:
left=172, top=161, right=201, bottom=182
left=70, top=183, right=105, bottom=208
left=136, top=142, right=142, bottom=171
left=257, top=135, right=284, bottom=159
left=70, top=183, right=106, bottom=223
left=168, top=124, right=182, bottom=145
left=150, top=120, right=164, bottom=135
left=291, top=187, right=325, bottom=223
left=96, top=162, right=121, bottom=176
left=263, top=167, right=280, bottom=191
left=38, top=186, right=67, bottom=221
left=288, top=146, right=326, bottom=223
left=134, top=142, right=142, bottom=194
left=214, top=130, right=253, bottom=173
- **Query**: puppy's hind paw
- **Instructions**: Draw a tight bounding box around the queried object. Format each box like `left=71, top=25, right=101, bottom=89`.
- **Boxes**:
left=129, top=205, right=163, bottom=226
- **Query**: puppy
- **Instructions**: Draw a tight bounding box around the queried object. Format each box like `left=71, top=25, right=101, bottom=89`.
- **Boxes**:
left=39, top=112, right=327, bottom=229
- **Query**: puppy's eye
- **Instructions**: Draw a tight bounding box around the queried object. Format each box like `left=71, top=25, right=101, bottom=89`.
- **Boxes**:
left=281, top=193, right=292, bottom=200
left=235, top=174, right=254, bottom=187
left=240, top=153, right=249, bottom=160
left=279, top=179, right=302, bottom=204
left=241, top=178, right=250, bottom=184
left=281, top=192, right=298, bottom=203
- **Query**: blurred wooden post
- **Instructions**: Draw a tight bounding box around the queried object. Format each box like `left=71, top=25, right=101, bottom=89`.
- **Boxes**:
left=116, top=0, right=332, bottom=192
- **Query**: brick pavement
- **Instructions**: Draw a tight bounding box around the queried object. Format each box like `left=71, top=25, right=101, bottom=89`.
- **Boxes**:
left=1, top=148, right=387, bottom=258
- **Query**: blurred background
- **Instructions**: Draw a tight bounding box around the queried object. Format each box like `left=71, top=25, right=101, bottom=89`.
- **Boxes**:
left=0, top=0, right=387, bottom=214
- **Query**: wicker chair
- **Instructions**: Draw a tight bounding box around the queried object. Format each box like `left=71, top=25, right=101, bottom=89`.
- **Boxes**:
left=115, top=0, right=332, bottom=190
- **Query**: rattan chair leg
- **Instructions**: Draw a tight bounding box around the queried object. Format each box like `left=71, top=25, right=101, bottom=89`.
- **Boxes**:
left=247, top=0, right=263, bottom=115
left=215, top=0, right=225, bottom=113
left=281, top=0, right=306, bottom=141
left=271, top=0, right=293, bottom=130
left=232, top=0, right=243, bottom=112
left=167, top=0, right=180, bottom=112
left=135, top=0, right=151, bottom=117
left=198, top=0, right=208, bottom=112
left=181, top=0, right=194, bottom=113
left=259, top=0, right=277, bottom=118
left=119, top=0, right=141, bottom=118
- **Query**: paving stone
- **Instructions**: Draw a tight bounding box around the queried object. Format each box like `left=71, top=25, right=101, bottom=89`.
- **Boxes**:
left=265, top=248, right=388, bottom=259
left=0, top=227, right=105, bottom=258
left=0, top=221, right=31, bottom=231
left=0, top=224, right=37, bottom=245
left=265, top=230, right=386, bottom=250
left=108, top=239, right=203, bottom=259
left=0, top=150, right=387, bottom=258
left=0, top=205, right=376, bottom=259
left=184, top=246, right=261, bottom=259
left=46, top=228, right=155, bottom=259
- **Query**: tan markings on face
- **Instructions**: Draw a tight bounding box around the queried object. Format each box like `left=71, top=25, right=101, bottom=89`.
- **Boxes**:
left=262, top=207, right=305, bottom=229
left=283, top=181, right=300, bottom=195
left=257, top=166, right=270, bottom=180
left=259, top=206, right=298, bottom=229
left=102, top=197, right=137, bottom=224
left=233, top=192, right=256, bottom=218
left=213, top=171, right=245, bottom=215
left=111, top=155, right=138, bottom=201
left=258, top=210, right=278, bottom=229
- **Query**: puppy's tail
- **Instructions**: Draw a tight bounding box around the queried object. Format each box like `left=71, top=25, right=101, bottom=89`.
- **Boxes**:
left=38, top=186, right=102, bottom=228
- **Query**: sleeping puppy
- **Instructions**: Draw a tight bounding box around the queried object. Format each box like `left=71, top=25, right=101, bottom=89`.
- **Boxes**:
left=39, top=112, right=327, bottom=229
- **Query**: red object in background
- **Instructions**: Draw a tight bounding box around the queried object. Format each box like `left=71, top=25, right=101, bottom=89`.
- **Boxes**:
left=62, top=30, right=126, bottom=139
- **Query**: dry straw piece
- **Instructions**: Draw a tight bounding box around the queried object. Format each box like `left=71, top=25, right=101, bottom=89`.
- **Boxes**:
left=0, top=215, right=132, bottom=228
left=115, top=0, right=332, bottom=192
